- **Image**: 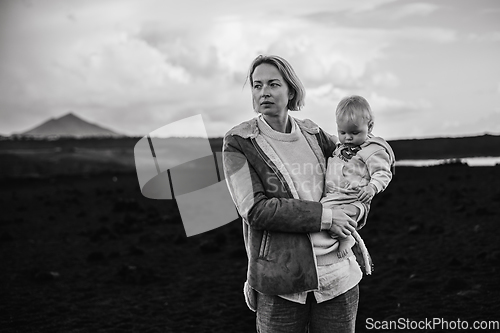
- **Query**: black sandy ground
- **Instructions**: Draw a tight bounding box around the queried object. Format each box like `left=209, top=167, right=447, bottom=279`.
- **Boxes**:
left=1, top=165, right=500, bottom=332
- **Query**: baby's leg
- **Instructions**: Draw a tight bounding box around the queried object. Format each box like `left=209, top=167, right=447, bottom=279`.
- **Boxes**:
left=341, top=203, right=361, bottom=220
left=337, top=204, right=360, bottom=258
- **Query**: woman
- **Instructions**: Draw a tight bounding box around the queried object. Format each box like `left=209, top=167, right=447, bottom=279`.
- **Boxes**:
left=223, top=55, right=367, bottom=333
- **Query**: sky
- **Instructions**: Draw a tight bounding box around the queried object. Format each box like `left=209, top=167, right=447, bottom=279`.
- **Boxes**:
left=0, top=0, right=499, bottom=139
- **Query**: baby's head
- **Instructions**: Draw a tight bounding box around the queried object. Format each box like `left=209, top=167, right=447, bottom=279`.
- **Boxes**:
left=335, top=95, right=374, bottom=147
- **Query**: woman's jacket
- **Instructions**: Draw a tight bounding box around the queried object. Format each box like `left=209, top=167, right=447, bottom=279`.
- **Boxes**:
left=222, top=116, right=337, bottom=296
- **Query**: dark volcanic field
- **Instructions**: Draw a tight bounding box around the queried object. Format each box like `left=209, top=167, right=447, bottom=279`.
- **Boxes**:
left=1, top=138, right=500, bottom=332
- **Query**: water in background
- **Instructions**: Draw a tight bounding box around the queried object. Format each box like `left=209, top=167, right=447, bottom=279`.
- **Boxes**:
left=396, top=156, right=500, bottom=167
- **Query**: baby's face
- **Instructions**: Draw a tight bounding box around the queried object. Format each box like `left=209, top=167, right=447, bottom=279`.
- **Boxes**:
left=337, top=117, right=371, bottom=147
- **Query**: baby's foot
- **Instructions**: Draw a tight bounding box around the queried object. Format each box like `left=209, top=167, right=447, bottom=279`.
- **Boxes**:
left=337, top=236, right=356, bottom=258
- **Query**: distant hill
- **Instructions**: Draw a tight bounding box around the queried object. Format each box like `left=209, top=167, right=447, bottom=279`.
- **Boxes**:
left=18, top=112, right=123, bottom=138
left=388, top=134, right=500, bottom=160
left=2, top=133, right=499, bottom=160
left=1, top=134, right=499, bottom=179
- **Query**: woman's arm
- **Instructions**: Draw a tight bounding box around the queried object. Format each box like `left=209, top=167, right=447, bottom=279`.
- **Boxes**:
left=223, top=131, right=357, bottom=235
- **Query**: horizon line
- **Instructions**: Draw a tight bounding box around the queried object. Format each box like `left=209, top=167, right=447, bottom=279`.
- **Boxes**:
left=2, top=131, right=500, bottom=141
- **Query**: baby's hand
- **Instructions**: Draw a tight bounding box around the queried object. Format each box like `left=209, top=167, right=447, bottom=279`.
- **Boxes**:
left=358, top=184, right=377, bottom=204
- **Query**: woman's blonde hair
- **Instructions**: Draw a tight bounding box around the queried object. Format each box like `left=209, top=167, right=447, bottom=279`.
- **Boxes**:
left=336, top=95, right=374, bottom=126
left=246, top=55, right=305, bottom=111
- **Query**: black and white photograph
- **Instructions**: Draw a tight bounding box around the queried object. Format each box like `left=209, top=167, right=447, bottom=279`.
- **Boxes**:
left=1, top=1, right=499, bottom=332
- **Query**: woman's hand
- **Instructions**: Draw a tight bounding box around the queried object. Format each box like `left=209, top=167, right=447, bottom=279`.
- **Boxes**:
left=328, top=206, right=358, bottom=238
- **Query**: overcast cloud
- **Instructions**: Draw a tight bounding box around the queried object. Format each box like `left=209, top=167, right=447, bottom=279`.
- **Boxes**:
left=0, top=0, right=499, bottom=139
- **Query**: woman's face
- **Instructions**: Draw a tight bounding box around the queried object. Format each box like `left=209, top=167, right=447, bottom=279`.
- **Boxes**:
left=251, top=63, right=293, bottom=119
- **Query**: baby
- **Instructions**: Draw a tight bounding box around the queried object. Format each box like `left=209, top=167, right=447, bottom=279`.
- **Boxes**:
left=321, top=95, right=395, bottom=273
